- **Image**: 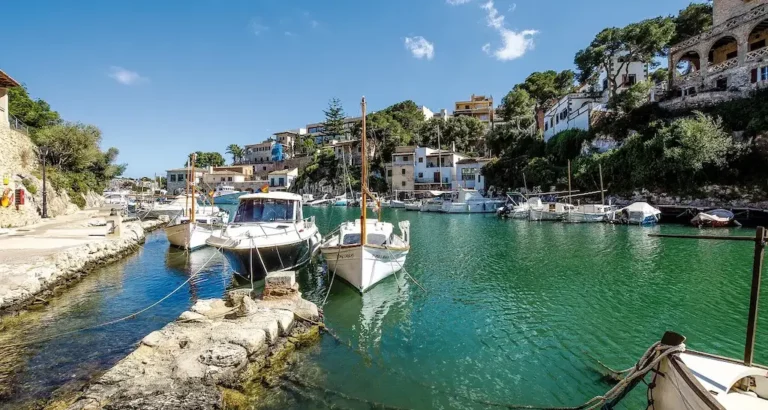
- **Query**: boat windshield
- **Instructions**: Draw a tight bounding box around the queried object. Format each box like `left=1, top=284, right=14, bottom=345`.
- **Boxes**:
left=234, top=199, right=296, bottom=222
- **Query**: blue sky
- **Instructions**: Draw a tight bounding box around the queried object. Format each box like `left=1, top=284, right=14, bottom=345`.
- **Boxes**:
left=4, top=0, right=695, bottom=177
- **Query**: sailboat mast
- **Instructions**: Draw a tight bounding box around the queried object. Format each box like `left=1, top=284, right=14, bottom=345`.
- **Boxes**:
left=599, top=163, right=605, bottom=205
left=185, top=154, right=191, bottom=217
left=437, top=124, right=442, bottom=190
left=191, top=153, right=196, bottom=223
left=360, top=97, right=367, bottom=246
left=567, top=160, right=572, bottom=205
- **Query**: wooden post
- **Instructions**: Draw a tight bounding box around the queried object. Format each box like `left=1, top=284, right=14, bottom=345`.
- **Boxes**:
left=360, top=97, right=367, bottom=246
left=568, top=160, right=571, bottom=204
left=599, top=163, right=605, bottom=205
left=745, top=226, right=766, bottom=366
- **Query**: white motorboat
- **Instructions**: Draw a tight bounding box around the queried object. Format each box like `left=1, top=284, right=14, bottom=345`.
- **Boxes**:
left=564, top=204, right=613, bottom=223
left=164, top=213, right=226, bottom=250
left=529, top=202, right=574, bottom=221
left=142, top=195, right=221, bottom=220
left=419, top=195, right=445, bottom=212
left=404, top=199, right=422, bottom=211
left=319, top=97, right=411, bottom=293
left=212, top=185, right=245, bottom=205
left=333, top=195, right=348, bottom=206
left=103, top=191, right=130, bottom=210
left=609, top=202, right=662, bottom=225
left=307, top=194, right=332, bottom=207
left=302, top=193, right=315, bottom=203
left=389, top=199, right=405, bottom=209
left=206, top=192, right=322, bottom=281
left=441, top=188, right=506, bottom=214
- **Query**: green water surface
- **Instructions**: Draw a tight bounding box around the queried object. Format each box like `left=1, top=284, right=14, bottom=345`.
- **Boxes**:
left=0, top=207, right=765, bottom=409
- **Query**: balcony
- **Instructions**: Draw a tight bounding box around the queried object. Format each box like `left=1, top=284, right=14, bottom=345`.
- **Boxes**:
left=707, top=58, right=738, bottom=74
left=747, top=47, right=768, bottom=62
left=425, top=163, right=453, bottom=168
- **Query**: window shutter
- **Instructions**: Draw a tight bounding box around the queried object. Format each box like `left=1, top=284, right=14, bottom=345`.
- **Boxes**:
left=752, top=68, right=758, bottom=84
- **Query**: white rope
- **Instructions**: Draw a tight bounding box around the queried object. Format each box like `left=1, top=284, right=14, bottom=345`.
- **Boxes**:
left=0, top=237, right=235, bottom=349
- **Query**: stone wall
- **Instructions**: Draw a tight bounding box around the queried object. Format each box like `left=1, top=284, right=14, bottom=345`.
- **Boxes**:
left=659, top=90, right=748, bottom=111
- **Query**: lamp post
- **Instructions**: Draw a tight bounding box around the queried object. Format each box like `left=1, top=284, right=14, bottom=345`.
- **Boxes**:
left=39, top=146, right=48, bottom=218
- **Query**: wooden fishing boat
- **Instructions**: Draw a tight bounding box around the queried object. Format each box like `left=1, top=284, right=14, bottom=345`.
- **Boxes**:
left=319, top=97, right=411, bottom=293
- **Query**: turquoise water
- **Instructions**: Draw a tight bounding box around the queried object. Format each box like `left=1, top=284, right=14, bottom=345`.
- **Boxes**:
left=1, top=207, right=766, bottom=409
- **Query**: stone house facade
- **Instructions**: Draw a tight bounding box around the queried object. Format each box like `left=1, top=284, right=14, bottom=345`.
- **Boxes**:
left=668, top=0, right=768, bottom=98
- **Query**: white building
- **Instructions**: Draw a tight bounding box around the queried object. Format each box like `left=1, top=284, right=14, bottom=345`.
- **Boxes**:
left=244, top=140, right=275, bottom=164
left=413, top=147, right=466, bottom=191
left=454, top=158, right=491, bottom=193
left=543, top=58, right=649, bottom=141
left=202, top=171, right=246, bottom=186
left=0, top=69, right=22, bottom=132
left=268, top=168, right=298, bottom=191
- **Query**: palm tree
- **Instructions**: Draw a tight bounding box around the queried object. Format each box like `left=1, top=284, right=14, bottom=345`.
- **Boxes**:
left=226, top=144, right=244, bottom=164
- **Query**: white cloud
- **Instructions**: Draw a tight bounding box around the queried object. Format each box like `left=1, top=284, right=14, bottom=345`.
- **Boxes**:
left=284, top=31, right=294, bottom=36
left=108, top=66, right=146, bottom=85
left=250, top=18, right=268, bottom=35
left=480, top=0, right=537, bottom=61
left=310, top=20, right=319, bottom=28
left=404, top=36, right=435, bottom=60
left=446, top=0, right=472, bottom=4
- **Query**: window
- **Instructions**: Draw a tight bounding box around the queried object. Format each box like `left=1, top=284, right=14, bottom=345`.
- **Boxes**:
left=233, top=199, right=295, bottom=222
left=602, top=78, right=608, bottom=91
left=401, top=169, right=405, bottom=175
left=401, top=181, right=406, bottom=187
left=716, top=77, right=728, bottom=90
left=418, top=157, right=424, bottom=163
left=401, top=156, right=409, bottom=162
left=461, top=168, right=476, bottom=181
left=627, top=74, right=637, bottom=86
left=387, top=170, right=392, bottom=177
left=762, top=66, right=768, bottom=82
left=170, top=175, right=177, bottom=182
left=545, top=122, right=549, bottom=131
left=178, top=174, right=185, bottom=181
left=221, top=177, right=225, bottom=182
left=464, top=105, right=470, bottom=109
left=418, top=172, right=423, bottom=178
left=751, top=39, right=767, bottom=52
left=262, top=166, right=267, bottom=171
left=228, top=177, right=233, bottom=182
left=726, top=50, right=737, bottom=60
left=279, top=177, right=285, bottom=186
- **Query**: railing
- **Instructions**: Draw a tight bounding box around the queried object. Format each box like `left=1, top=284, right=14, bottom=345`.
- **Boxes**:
left=747, top=47, right=768, bottom=62
left=671, top=4, right=768, bottom=53
left=675, top=70, right=701, bottom=81
left=707, top=58, right=738, bottom=74
left=8, top=114, right=30, bottom=135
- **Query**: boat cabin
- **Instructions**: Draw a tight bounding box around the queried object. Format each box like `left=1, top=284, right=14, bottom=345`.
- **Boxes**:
left=544, top=202, right=576, bottom=213
left=233, top=192, right=304, bottom=223
left=340, top=219, right=396, bottom=246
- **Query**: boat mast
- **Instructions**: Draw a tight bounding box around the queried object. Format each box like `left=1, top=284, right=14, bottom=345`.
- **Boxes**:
left=599, top=163, right=605, bottom=205
left=567, top=160, right=572, bottom=205
left=360, top=97, right=367, bottom=246
left=185, top=154, right=191, bottom=217
left=190, top=153, right=196, bottom=223
left=437, top=124, right=442, bottom=191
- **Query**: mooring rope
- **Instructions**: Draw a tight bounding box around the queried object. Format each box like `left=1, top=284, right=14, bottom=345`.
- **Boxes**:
left=322, top=244, right=342, bottom=306
left=0, top=237, right=235, bottom=349
left=290, top=312, right=679, bottom=410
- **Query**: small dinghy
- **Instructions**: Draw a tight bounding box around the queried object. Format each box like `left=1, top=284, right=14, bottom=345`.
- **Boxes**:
left=692, top=209, right=737, bottom=228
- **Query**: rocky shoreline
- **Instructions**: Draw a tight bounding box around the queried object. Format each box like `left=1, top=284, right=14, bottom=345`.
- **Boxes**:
left=0, top=219, right=165, bottom=315
left=65, top=271, right=321, bottom=410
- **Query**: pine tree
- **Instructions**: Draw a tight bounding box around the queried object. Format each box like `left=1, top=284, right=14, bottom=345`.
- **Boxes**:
left=322, top=98, right=346, bottom=144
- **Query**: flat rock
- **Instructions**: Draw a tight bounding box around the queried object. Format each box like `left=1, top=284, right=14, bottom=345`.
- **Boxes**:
left=198, top=343, right=247, bottom=368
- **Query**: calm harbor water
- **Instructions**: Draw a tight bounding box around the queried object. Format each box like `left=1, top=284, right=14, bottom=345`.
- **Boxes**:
left=1, top=206, right=766, bottom=409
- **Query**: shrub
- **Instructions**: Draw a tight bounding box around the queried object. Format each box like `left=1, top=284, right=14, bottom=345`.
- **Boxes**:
left=22, top=178, right=37, bottom=195
left=546, top=129, right=591, bottom=165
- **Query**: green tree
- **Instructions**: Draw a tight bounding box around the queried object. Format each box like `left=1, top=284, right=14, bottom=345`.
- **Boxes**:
left=500, top=88, right=535, bottom=120
left=225, top=144, right=244, bottom=164
left=418, top=116, right=487, bottom=154
left=517, top=70, right=575, bottom=109
left=188, top=152, right=225, bottom=167
left=8, top=86, right=61, bottom=129
left=322, top=97, right=346, bottom=143
left=608, top=81, right=654, bottom=113
left=671, top=2, right=713, bottom=46
left=575, top=17, right=675, bottom=98
left=546, top=129, right=591, bottom=165
left=34, top=122, right=103, bottom=170
left=651, top=68, right=669, bottom=84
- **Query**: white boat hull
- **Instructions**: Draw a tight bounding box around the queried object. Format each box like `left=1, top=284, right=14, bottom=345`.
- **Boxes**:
left=321, top=245, right=409, bottom=292
left=565, top=212, right=607, bottom=223
left=529, top=209, right=564, bottom=221
left=389, top=200, right=405, bottom=209
left=165, top=222, right=221, bottom=250
left=442, top=201, right=505, bottom=214
left=420, top=203, right=443, bottom=212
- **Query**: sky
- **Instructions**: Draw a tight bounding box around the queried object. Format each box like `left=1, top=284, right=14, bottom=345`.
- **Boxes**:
left=3, top=0, right=695, bottom=177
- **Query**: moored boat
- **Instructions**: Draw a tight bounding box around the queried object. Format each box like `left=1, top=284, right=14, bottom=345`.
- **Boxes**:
left=212, top=185, right=245, bottom=205
left=319, top=97, right=411, bottom=293
left=441, top=188, right=505, bottom=214
left=608, top=202, right=662, bottom=225
left=404, top=199, right=422, bottom=211
left=529, top=202, right=573, bottom=221
left=165, top=214, right=226, bottom=250
left=206, top=192, right=322, bottom=281
left=565, top=204, right=613, bottom=223
left=691, top=208, right=736, bottom=227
